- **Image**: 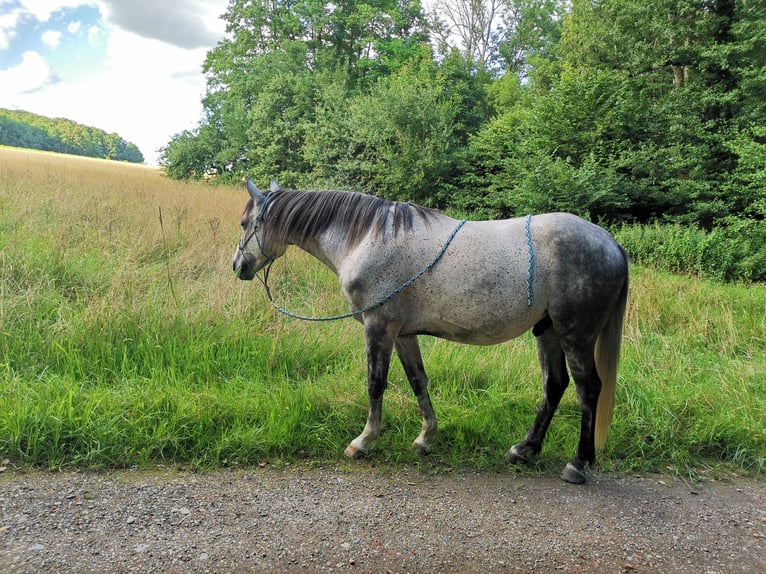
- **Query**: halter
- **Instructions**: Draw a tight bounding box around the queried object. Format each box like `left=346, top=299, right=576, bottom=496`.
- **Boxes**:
left=237, top=192, right=275, bottom=264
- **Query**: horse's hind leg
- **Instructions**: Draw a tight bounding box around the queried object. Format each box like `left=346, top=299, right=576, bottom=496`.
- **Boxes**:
left=559, top=343, right=601, bottom=484
left=506, top=321, right=569, bottom=465
left=344, top=321, right=396, bottom=458
left=395, top=335, right=437, bottom=455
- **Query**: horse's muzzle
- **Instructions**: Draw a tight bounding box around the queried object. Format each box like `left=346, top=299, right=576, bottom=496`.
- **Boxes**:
left=232, top=253, right=255, bottom=281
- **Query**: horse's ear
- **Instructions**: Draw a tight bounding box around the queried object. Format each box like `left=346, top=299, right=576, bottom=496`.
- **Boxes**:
left=270, top=179, right=280, bottom=192
left=246, top=179, right=264, bottom=201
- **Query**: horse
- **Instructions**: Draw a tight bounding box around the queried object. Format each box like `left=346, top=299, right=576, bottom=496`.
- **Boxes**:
left=232, top=180, right=629, bottom=484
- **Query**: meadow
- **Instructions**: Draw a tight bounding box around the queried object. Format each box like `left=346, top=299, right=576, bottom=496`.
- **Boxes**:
left=0, top=147, right=763, bottom=477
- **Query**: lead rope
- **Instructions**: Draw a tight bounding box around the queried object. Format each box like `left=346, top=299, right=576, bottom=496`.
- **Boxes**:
left=525, top=214, right=534, bottom=307
left=258, top=219, right=468, bottom=322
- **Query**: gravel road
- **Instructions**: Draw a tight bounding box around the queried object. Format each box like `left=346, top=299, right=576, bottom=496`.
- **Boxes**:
left=1, top=465, right=764, bottom=573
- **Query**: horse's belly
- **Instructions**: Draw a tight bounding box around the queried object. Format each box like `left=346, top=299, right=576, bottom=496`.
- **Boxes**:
left=404, top=308, right=540, bottom=345
left=399, top=265, right=542, bottom=343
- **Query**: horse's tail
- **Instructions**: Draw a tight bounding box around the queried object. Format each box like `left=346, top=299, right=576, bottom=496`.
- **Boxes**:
left=594, top=247, right=629, bottom=451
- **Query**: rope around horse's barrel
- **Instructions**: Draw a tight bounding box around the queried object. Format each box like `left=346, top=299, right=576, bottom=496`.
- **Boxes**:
left=525, top=214, right=534, bottom=306
left=259, top=215, right=534, bottom=322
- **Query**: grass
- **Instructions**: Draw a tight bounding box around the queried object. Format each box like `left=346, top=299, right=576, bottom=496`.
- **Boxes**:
left=0, top=147, right=764, bottom=477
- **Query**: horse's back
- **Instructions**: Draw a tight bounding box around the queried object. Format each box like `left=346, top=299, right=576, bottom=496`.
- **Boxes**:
left=342, top=212, right=626, bottom=345
left=446, top=212, right=625, bottom=293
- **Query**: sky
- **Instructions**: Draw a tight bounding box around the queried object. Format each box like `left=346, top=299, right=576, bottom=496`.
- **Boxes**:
left=0, top=0, right=229, bottom=164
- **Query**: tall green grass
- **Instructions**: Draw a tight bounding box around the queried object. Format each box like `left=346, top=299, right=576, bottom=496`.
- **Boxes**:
left=0, top=148, right=764, bottom=476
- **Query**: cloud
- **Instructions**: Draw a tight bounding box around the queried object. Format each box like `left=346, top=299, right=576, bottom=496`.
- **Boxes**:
left=0, top=7, right=22, bottom=51
left=15, top=0, right=93, bottom=23
left=0, top=1, right=229, bottom=164
left=5, top=28, right=214, bottom=163
left=0, top=50, right=59, bottom=96
left=41, top=29, right=62, bottom=48
left=87, top=24, right=101, bottom=45
left=100, top=0, right=226, bottom=50
left=1, top=1, right=99, bottom=53
left=6, top=1, right=226, bottom=51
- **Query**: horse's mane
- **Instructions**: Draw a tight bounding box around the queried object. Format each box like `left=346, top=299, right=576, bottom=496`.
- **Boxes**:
left=261, top=189, right=438, bottom=250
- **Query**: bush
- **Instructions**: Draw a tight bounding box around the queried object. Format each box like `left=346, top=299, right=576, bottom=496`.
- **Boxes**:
left=614, top=218, right=766, bottom=282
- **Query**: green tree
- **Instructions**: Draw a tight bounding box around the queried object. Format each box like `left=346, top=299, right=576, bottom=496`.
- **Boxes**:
left=467, top=0, right=765, bottom=226
left=498, top=0, right=565, bottom=84
left=159, top=130, right=213, bottom=179
left=303, top=52, right=459, bottom=204
left=170, top=0, right=432, bottom=185
left=0, top=108, right=143, bottom=163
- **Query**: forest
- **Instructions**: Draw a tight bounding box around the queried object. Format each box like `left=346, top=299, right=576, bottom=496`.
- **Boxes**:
left=0, top=108, right=144, bottom=163
left=160, top=0, right=764, bottom=279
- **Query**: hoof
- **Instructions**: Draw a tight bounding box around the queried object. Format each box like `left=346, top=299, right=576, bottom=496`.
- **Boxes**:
left=560, top=462, right=588, bottom=484
left=505, top=445, right=533, bottom=465
left=412, top=441, right=431, bottom=456
left=344, top=444, right=367, bottom=459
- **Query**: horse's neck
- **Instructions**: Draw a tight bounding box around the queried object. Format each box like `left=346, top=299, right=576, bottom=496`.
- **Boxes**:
left=290, top=230, right=345, bottom=275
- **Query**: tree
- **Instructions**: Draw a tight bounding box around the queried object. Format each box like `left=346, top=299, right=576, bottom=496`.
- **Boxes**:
left=0, top=108, right=144, bottom=163
left=430, top=0, right=505, bottom=70
left=498, top=0, right=565, bottom=84
left=429, top=0, right=566, bottom=78
left=188, top=0, right=432, bottom=185
left=466, top=0, right=765, bottom=226
left=304, top=52, right=460, bottom=205
left=159, top=130, right=212, bottom=179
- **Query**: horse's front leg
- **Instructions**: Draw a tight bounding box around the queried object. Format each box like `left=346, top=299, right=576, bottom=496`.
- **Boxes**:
left=394, top=335, right=437, bottom=455
left=344, top=321, right=396, bottom=458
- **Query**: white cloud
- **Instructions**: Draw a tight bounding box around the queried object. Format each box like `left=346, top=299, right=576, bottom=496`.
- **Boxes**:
left=15, top=0, right=94, bottom=23
left=6, top=29, right=212, bottom=163
left=0, top=50, right=57, bottom=95
left=87, top=24, right=101, bottom=46
left=68, top=21, right=82, bottom=34
left=41, top=30, right=62, bottom=48
left=0, top=1, right=229, bottom=164
left=0, top=8, right=22, bottom=51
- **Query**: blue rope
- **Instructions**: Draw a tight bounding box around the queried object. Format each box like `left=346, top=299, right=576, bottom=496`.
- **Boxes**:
left=262, top=219, right=467, bottom=322
left=525, top=214, right=534, bottom=307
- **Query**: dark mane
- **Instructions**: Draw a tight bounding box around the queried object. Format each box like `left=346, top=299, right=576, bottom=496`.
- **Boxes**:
left=262, top=189, right=438, bottom=250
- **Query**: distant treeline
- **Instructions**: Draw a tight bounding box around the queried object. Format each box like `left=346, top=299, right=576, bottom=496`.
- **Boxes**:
left=0, top=108, right=144, bottom=163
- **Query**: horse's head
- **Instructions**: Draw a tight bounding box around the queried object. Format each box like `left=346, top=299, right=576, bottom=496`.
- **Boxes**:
left=232, top=179, right=285, bottom=280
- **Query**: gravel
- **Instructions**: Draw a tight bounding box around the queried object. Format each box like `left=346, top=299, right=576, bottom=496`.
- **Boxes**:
left=1, top=464, right=764, bottom=573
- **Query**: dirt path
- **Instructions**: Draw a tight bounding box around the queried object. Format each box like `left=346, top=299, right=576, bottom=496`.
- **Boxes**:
left=1, top=466, right=764, bottom=573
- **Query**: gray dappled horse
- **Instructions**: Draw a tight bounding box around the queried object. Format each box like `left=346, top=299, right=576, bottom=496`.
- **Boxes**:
left=233, top=180, right=629, bottom=484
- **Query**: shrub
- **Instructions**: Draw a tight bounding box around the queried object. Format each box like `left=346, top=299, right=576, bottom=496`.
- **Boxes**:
left=614, top=218, right=766, bottom=282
